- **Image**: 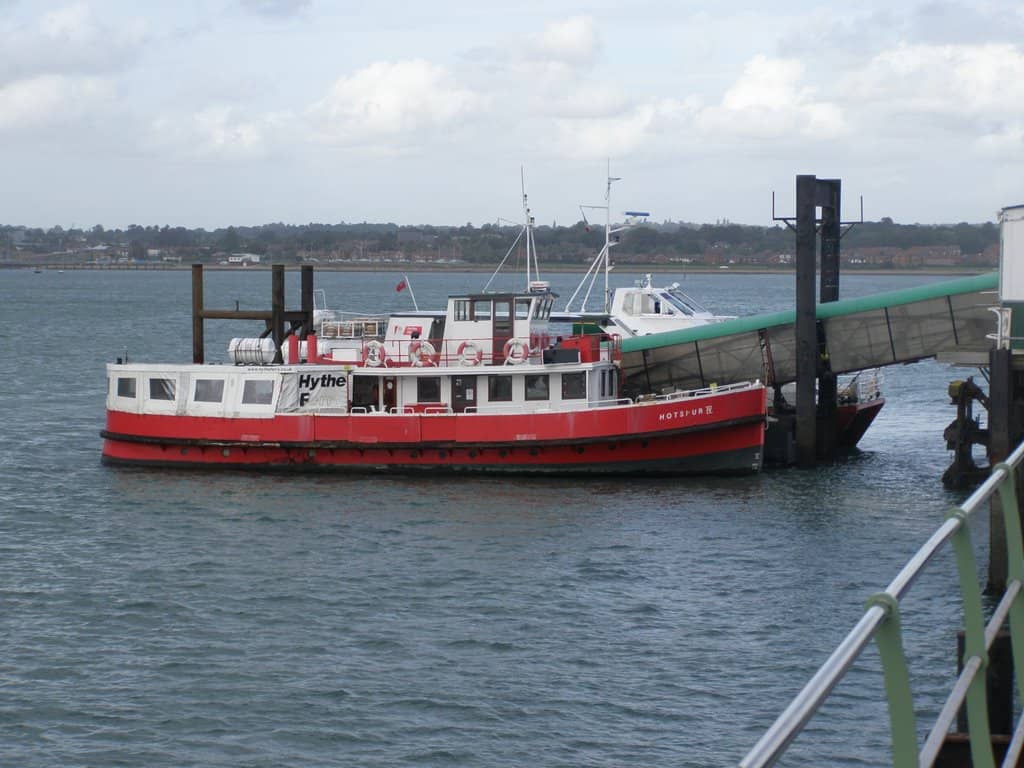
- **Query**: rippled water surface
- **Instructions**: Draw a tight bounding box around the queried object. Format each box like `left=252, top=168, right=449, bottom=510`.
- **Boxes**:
left=0, top=268, right=990, bottom=766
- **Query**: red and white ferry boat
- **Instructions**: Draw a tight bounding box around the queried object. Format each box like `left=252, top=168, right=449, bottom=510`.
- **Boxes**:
left=102, top=275, right=767, bottom=474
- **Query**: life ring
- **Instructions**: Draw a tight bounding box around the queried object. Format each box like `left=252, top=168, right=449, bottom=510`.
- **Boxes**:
left=457, top=341, right=482, bottom=366
left=503, top=337, right=530, bottom=365
left=408, top=340, right=437, bottom=367
left=363, top=339, right=387, bottom=367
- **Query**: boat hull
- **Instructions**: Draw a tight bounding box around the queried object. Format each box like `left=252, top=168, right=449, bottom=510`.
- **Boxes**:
left=102, top=387, right=766, bottom=476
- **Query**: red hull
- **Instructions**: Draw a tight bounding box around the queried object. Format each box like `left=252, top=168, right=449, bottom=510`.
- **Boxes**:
left=102, top=387, right=766, bottom=475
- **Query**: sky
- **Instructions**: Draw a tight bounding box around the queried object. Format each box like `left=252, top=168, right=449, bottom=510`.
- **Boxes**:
left=2, top=0, right=1023, bottom=230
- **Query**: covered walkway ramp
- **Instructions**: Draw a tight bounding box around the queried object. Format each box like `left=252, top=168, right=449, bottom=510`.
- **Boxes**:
left=620, top=272, right=999, bottom=395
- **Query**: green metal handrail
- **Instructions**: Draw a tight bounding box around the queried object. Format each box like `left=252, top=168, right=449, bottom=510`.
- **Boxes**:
left=740, top=439, right=1024, bottom=767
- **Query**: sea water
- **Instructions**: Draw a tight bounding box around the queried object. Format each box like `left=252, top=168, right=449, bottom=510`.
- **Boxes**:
left=0, top=268, right=988, bottom=766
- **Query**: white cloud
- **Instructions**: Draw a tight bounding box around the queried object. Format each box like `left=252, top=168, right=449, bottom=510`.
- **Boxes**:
left=848, top=43, right=1024, bottom=116
left=554, top=98, right=700, bottom=159
left=0, top=3, right=148, bottom=85
left=0, top=74, right=113, bottom=132
left=696, top=55, right=846, bottom=140
left=239, top=0, right=311, bottom=18
left=307, top=60, right=481, bottom=149
left=533, top=16, right=599, bottom=66
left=146, top=106, right=280, bottom=160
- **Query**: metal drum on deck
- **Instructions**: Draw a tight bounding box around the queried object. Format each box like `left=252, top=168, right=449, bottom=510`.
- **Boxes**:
left=228, top=337, right=277, bottom=365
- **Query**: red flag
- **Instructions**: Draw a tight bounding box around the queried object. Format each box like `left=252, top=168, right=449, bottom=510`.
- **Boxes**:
left=396, top=279, right=406, bottom=292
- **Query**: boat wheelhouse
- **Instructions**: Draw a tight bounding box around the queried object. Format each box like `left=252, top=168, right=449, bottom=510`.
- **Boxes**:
left=102, top=268, right=767, bottom=475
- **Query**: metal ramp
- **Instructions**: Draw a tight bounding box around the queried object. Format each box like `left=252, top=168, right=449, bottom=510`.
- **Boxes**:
left=620, top=272, right=999, bottom=395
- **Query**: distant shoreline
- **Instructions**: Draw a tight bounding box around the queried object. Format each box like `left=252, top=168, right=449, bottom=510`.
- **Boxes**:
left=2, top=263, right=992, bottom=277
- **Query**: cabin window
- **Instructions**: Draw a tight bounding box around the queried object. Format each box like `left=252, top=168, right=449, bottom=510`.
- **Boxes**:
left=515, top=298, right=531, bottom=319
left=454, top=300, right=470, bottom=321
left=494, top=300, right=511, bottom=320
left=623, top=294, right=638, bottom=315
left=600, top=370, right=616, bottom=398
left=242, top=379, right=274, bottom=405
left=525, top=374, right=549, bottom=401
left=117, top=377, right=136, bottom=398
left=351, top=376, right=378, bottom=411
left=537, top=299, right=552, bottom=320
left=562, top=372, right=586, bottom=400
left=148, top=378, right=176, bottom=401
left=417, top=376, right=441, bottom=402
left=487, top=375, right=512, bottom=402
left=194, top=379, right=225, bottom=403
left=473, top=300, right=491, bottom=321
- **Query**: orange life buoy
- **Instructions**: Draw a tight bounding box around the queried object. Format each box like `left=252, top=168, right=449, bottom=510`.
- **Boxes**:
left=363, top=340, right=387, bottom=367
left=408, top=340, right=437, bottom=367
left=457, top=341, right=482, bottom=366
left=503, top=337, right=530, bottom=365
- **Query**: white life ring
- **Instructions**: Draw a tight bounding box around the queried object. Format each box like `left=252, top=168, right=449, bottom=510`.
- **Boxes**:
left=408, top=340, right=437, bottom=367
left=457, top=341, right=482, bottom=366
left=363, top=339, right=387, bottom=367
left=503, top=337, right=530, bottom=365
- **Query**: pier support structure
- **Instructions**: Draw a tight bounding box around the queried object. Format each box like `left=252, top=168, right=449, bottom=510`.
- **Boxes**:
left=190, top=263, right=315, bottom=364
left=789, top=175, right=844, bottom=467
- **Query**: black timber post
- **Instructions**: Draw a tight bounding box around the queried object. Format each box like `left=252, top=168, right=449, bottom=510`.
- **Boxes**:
left=271, top=264, right=285, bottom=364
left=301, top=265, right=314, bottom=338
left=192, top=263, right=204, bottom=364
left=817, top=179, right=841, bottom=459
left=795, top=175, right=818, bottom=467
left=988, top=347, right=1012, bottom=591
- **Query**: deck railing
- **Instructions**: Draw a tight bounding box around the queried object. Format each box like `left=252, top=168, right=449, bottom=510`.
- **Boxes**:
left=740, top=439, right=1024, bottom=768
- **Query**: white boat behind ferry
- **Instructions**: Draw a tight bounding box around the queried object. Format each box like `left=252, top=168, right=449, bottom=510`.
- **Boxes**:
left=558, top=168, right=734, bottom=337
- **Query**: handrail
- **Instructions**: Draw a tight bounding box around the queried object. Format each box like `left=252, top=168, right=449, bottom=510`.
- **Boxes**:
left=740, top=438, right=1024, bottom=768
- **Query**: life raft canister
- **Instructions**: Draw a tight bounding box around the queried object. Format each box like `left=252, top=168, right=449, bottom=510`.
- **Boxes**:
left=457, top=340, right=482, bottom=366
left=503, top=337, right=530, bottom=365
left=408, top=340, right=437, bottom=367
left=363, top=339, right=387, bottom=367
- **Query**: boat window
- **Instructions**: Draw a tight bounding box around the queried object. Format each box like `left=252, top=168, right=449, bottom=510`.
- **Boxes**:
left=148, top=378, right=176, bottom=401
left=351, top=375, right=378, bottom=411
left=473, top=300, right=491, bottom=321
left=539, top=299, right=552, bottom=320
left=417, top=376, right=441, bottom=402
left=664, top=289, right=708, bottom=316
left=525, top=374, right=549, bottom=401
left=562, top=372, right=586, bottom=400
left=623, top=294, right=638, bottom=315
left=194, top=379, right=225, bottom=403
left=515, top=299, right=531, bottom=319
left=242, top=379, right=274, bottom=405
left=494, top=300, right=511, bottom=320
left=454, top=300, right=470, bottom=321
left=487, top=375, right=512, bottom=402
left=117, top=377, right=136, bottom=398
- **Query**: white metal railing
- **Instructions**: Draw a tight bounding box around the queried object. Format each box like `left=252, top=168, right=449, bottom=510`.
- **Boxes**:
left=740, top=438, right=1024, bottom=768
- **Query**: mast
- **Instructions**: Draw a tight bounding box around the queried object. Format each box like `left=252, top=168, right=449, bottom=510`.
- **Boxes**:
left=523, top=167, right=531, bottom=288
left=604, top=160, right=621, bottom=313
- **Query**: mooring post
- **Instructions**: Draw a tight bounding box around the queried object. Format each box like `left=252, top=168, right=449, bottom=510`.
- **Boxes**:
left=988, top=347, right=1013, bottom=591
left=271, top=264, right=285, bottom=364
left=817, top=179, right=841, bottom=460
left=795, top=175, right=818, bottom=467
left=301, top=265, right=314, bottom=338
left=192, top=263, right=204, bottom=364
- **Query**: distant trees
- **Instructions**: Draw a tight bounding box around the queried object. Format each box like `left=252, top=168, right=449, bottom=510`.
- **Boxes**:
left=0, top=216, right=1001, bottom=267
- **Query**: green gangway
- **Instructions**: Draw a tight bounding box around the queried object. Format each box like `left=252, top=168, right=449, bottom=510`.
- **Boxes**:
left=621, top=272, right=998, bottom=394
